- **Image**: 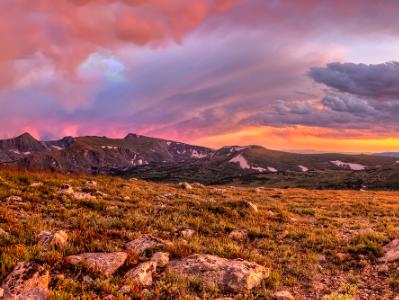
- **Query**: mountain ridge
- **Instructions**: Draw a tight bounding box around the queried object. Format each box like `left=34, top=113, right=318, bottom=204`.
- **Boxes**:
left=0, top=132, right=399, bottom=188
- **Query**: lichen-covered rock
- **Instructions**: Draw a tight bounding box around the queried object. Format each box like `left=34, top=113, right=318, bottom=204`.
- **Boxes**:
left=167, top=254, right=269, bottom=292
left=65, top=252, right=127, bottom=277
left=151, top=252, right=169, bottom=267
left=126, top=235, right=167, bottom=255
left=6, top=195, right=22, bottom=202
left=378, top=238, right=399, bottom=262
left=1, top=262, right=50, bottom=299
left=37, top=230, right=68, bottom=250
left=244, top=201, right=258, bottom=213
left=124, top=261, right=157, bottom=287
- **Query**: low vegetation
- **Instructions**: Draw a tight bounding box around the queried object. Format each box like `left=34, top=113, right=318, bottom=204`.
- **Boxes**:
left=0, top=169, right=398, bottom=299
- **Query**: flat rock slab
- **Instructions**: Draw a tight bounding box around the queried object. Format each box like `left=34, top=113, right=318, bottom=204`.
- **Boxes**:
left=124, top=261, right=157, bottom=287
left=126, top=235, right=167, bottom=255
left=167, top=254, right=269, bottom=292
left=65, top=252, right=127, bottom=277
left=1, top=262, right=50, bottom=300
left=378, top=238, right=399, bottom=262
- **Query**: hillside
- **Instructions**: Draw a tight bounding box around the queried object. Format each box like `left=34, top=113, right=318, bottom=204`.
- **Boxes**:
left=1, top=133, right=399, bottom=189
left=1, top=169, right=399, bottom=299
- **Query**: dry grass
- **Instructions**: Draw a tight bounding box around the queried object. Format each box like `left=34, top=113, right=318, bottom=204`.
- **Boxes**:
left=0, top=169, right=399, bottom=299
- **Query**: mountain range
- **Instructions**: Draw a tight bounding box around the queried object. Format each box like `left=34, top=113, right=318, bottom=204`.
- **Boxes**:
left=1, top=132, right=399, bottom=189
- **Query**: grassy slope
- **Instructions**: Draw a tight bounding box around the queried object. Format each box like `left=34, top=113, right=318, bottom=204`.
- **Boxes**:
left=1, top=169, right=399, bottom=299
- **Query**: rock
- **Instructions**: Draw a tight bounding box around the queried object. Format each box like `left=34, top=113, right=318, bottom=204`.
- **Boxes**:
left=73, top=192, right=96, bottom=200
left=0, top=288, right=3, bottom=298
left=266, top=210, right=275, bottom=217
left=119, top=285, right=131, bottom=294
left=377, top=264, right=389, bottom=273
left=59, top=184, right=74, bottom=195
left=254, top=188, right=262, bottom=194
left=83, top=275, right=95, bottom=286
left=180, top=229, right=196, bottom=239
left=124, top=261, right=157, bottom=287
left=192, top=183, right=205, bottom=188
left=274, top=290, right=295, bottom=300
left=37, top=230, right=68, bottom=250
left=178, top=182, right=193, bottom=190
left=211, top=189, right=226, bottom=195
left=85, top=180, right=97, bottom=186
left=0, top=227, right=10, bottom=239
left=126, top=235, right=167, bottom=255
left=229, top=229, right=249, bottom=241
left=65, top=252, right=127, bottom=277
left=1, top=262, right=50, bottom=299
left=103, top=295, right=115, bottom=300
left=167, top=254, right=269, bottom=292
left=6, top=195, right=22, bottom=202
left=54, top=274, right=65, bottom=281
left=335, top=252, right=348, bottom=261
left=151, top=252, right=169, bottom=267
left=378, top=238, right=399, bottom=262
left=30, top=182, right=44, bottom=187
left=244, top=201, right=258, bottom=213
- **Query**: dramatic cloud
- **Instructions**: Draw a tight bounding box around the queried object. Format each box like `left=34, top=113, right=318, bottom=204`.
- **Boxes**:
left=309, top=62, right=399, bottom=98
left=1, top=0, right=399, bottom=151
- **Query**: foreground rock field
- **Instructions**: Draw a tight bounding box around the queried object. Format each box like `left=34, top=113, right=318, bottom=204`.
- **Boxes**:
left=0, top=169, right=399, bottom=299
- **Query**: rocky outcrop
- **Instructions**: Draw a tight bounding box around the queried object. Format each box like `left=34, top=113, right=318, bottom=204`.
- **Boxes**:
left=65, top=252, right=127, bottom=277
left=167, top=254, right=269, bottom=292
left=37, top=230, right=68, bottom=250
left=1, top=262, right=50, bottom=299
left=378, top=238, right=399, bottom=262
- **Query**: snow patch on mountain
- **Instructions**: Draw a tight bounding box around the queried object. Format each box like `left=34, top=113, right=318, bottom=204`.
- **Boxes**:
left=298, top=165, right=308, bottom=172
left=330, top=160, right=366, bottom=171
left=229, top=154, right=250, bottom=169
left=267, top=167, right=278, bottom=173
left=191, top=149, right=207, bottom=159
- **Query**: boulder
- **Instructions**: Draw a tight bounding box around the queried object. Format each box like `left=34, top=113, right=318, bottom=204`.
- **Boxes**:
left=126, top=235, right=167, bottom=255
left=65, top=252, right=127, bottom=277
left=37, top=230, right=68, bottom=250
left=59, top=184, right=74, bottom=195
left=1, top=262, right=50, bottom=299
left=124, top=261, right=157, bottom=287
left=167, top=254, right=269, bottom=292
left=151, top=252, right=170, bottom=267
left=378, top=238, right=399, bottom=262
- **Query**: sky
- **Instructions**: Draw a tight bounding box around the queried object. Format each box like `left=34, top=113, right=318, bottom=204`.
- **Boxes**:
left=1, top=0, right=399, bottom=153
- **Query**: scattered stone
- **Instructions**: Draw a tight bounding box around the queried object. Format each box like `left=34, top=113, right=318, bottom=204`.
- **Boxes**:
left=151, top=252, right=169, bottom=267
left=65, top=252, right=127, bottom=277
left=229, top=229, right=249, bottom=241
left=335, top=252, right=348, bottom=261
left=178, top=182, right=193, bottom=190
left=54, top=274, right=65, bottom=281
left=167, top=254, right=269, bottom=292
left=30, top=182, right=44, bottom=187
left=124, top=261, right=157, bottom=287
left=73, top=192, right=96, bottom=200
left=180, top=229, right=196, bottom=239
left=377, top=264, right=389, bottom=273
left=1, top=262, right=50, bottom=299
left=85, top=180, right=97, bottom=186
left=211, top=189, right=226, bottom=195
left=274, top=290, right=295, bottom=300
left=160, top=193, right=174, bottom=199
left=123, top=196, right=131, bottom=201
left=37, top=230, right=68, bottom=250
left=83, top=275, right=95, bottom=286
left=59, top=184, right=74, bottom=195
left=126, top=235, right=167, bottom=256
left=129, top=178, right=138, bottom=181
left=103, top=295, right=116, bottom=300
left=0, top=227, right=10, bottom=239
left=6, top=195, right=22, bottom=202
left=0, top=288, right=4, bottom=298
left=119, top=285, right=131, bottom=294
left=378, top=238, right=399, bottom=262
left=254, top=188, right=262, bottom=194
left=266, top=210, right=275, bottom=217
left=192, top=183, right=205, bottom=188
left=244, top=201, right=258, bottom=213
